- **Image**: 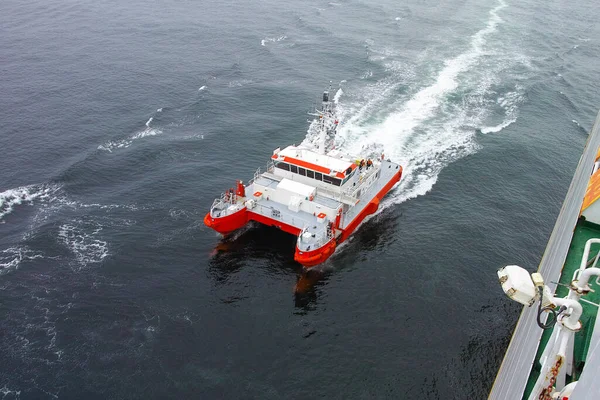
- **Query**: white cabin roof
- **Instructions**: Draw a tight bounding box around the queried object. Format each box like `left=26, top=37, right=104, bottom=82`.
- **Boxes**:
left=277, top=178, right=316, bottom=197
left=275, top=145, right=355, bottom=175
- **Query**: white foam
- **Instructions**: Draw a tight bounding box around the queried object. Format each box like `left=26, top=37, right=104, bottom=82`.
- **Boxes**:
left=0, top=246, right=44, bottom=275
left=199, top=85, right=207, bottom=91
left=58, top=220, right=108, bottom=266
left=0, top=184, right=61, bottom=222
left=227, top=79, right=253, bottom=88
left=261, top=35, right=287, bottom=46
left=98, top=120, right=162, bottom=152
left=0, top=385, right=21, bottom=398
left=333, top=88, right=344, bottom=103
left=481, top=118, right=516, bottom=133
left=480, top=89, right=523, bottom=134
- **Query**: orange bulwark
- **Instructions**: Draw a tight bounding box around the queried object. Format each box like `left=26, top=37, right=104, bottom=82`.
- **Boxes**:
left=204, top=207, right=248, bottom=235
left=294, top=237, right=337, bottom=267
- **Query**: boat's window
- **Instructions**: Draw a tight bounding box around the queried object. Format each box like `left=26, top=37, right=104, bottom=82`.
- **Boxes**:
left=307, top=170, right=314, bottom=179
left=290, top=165, right=298, bottom=174
left=276, top=162, right=290, bottom=171
left=323, top=175, right=341, bottom=186
left=298, top=167, right=306, bottom=176
left=315, top=172, right=323, bottom=181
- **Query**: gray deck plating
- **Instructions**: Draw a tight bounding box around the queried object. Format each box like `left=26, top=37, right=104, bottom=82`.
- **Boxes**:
left=488, top=109, right=600, bottom=399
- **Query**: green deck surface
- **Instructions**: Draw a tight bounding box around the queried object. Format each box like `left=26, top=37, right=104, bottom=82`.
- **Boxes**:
left=523, top=218, right=600, bottom=400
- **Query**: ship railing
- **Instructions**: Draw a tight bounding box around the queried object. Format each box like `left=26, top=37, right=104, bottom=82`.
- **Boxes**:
left=343, top=165, right=379, bottom=198
left=297, top=224, right=334, bottom=251
left=248, top=162, right=274, bottom=187
left=211, top=192, right=239, bottom=214
left=248, top=168, right=262, bottom=187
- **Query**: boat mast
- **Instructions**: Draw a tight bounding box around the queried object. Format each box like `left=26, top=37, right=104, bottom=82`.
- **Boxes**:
left=317, top=90, right=330, bottom=154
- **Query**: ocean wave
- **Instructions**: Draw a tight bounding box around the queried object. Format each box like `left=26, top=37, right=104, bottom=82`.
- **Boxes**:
left=480, top=118, right=516, bottom=134
left=58, top=220, right=108, bottom=267
left=480, top=89, right=523, bottom=133
left=227, top=79, right=254, bottom=88
left=98, top=116, right=162, bottom=152
left=0, top=246, right=45, bottom=275
left=0, top=385, right=21, bottom=399
left=0, top=184, right=62, bottom=223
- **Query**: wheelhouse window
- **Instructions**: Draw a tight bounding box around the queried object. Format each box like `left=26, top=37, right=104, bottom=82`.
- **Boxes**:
left=307, top=170, right=314, bottom=179
left=323, top=175, right=341, bottom=186
left=276, top=162, right=290, bottom=171
left=315, top=172, right=323, bottom=181
left=290, top=165, right=298, bottom=174
left=298, top=167, right=306, bottom=176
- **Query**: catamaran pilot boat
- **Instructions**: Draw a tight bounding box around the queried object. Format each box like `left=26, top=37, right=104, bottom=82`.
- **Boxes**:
left=204, top=90, right=402, bottom=267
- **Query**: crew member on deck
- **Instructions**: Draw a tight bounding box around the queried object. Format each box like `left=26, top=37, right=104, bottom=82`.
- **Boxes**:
left=366, top=159, right=373, bottom=169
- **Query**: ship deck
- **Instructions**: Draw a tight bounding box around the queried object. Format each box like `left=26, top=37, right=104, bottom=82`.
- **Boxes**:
left=522, top=220, right=600, bottom=399
left=248, top=160, right=401, bottom=233
left=488, top=109, right=600, bottom=399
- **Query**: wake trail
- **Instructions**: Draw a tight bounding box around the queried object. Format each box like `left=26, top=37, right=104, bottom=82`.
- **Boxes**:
left=336, top=0, right=514, bottom=210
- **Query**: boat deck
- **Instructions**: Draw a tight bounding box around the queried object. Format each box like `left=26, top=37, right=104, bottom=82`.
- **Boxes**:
left=248, top=160, right=401, bottom=232
left=341, top=159, right=400, bottom=229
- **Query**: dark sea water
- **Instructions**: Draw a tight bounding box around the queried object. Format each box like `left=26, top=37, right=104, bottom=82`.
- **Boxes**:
left=1, top=0, right=600, bottom=398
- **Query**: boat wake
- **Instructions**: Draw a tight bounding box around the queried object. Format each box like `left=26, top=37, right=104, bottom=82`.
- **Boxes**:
left=98, top=115, right=163, bottom=152
left=0, top=182, right=140, bottom=274
left=330, top=0, right=527, bottom=211
left=58, top=220, right=109, bottom=268
left=0, top=184, right=62, bottom=223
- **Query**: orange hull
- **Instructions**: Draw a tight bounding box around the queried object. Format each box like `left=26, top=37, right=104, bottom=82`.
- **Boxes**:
left=203, top=207, right=248, bottom=235
left=294, top=238, right=337, bottom=267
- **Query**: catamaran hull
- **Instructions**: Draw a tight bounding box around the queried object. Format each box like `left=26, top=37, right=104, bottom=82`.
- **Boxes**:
left=205, top=167, right=402, bottom=267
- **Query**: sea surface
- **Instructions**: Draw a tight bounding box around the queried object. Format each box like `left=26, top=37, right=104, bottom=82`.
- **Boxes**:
left=1, top=0, right=600, bottom=398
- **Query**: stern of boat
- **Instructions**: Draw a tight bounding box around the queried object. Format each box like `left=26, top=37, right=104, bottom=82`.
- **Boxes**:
left=294, top=224, right=337, bottom=267
left=204, top=192, right=249, bottom=235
